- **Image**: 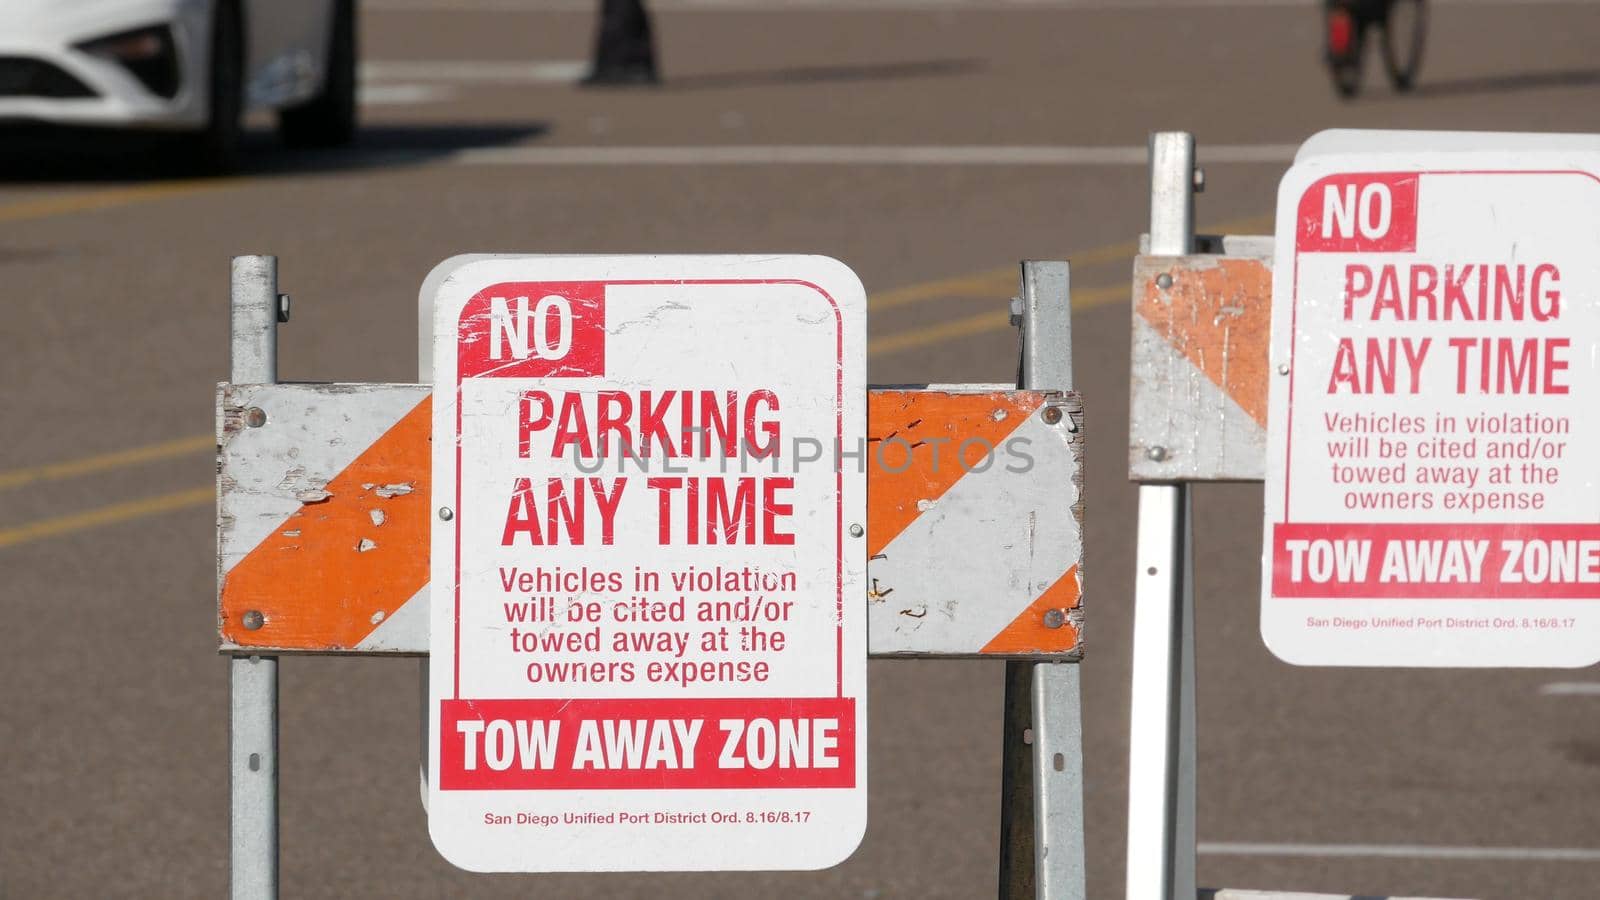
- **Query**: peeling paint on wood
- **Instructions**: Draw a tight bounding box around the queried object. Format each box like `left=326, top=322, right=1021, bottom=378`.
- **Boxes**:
left=1129, top=246, right=1273, bottom=483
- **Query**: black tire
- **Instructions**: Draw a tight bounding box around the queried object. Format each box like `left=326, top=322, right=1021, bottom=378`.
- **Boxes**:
left=1325, top=6, right=1365, bottom=98
left=184, top=0, right=243, bottom=173
left=279, top=0, right=357, bottom=147
left=1381, top=0, right=1426, bottom=91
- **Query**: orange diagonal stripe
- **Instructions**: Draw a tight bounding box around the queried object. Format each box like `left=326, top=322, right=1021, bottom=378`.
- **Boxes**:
left=1137, top=257, right=1272, bottom=427
left=866, top=390, right=1042, bottom=558
left=221, top=396, right=432, bottom=649
left=981, top=563, right=1081, bottom=655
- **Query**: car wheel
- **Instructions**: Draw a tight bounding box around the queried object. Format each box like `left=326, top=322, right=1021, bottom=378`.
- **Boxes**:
left=279, top=0, right=357, bottom=148
left=184, top=0, right=244, bottom=173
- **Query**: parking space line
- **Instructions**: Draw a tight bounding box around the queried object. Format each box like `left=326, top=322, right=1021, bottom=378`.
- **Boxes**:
left=0, top=435, right=214, bottom=492
left=1200, top=841, right=1600, bottom=861
left=872, top=267, right=1013, bottom=311
left=1540, top=682, right=1600, bottom=695
left=0, top=486, right=213, bottom=550
left=360, top=83, right=458, bottom=106
left=870, top=281, right=1126, bottom=355
left=0, top=180, right=229, bottom=227
left=362, top=60, right=587, bottom=83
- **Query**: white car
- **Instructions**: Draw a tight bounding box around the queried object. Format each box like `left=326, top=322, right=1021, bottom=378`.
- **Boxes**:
left=0, top=0, right=356, bottom=169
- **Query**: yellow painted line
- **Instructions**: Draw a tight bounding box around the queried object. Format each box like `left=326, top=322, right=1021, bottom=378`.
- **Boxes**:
left=868, top=281, right=1130, bottom=357
left=0, top=434, right=214, bottom=492
left=868, top=212, right=1272, bottom=313
left=0, top=179, right=230, bottom=226
left=1065, top=212, right=1275, bottom=266
left=1069, top=280, right=1129, bottom=310
left=0, top=486, right=212, bottom=550
left=869, top=309, right=1005, bottom=357
left=871, top=267, right=1014, bottom=311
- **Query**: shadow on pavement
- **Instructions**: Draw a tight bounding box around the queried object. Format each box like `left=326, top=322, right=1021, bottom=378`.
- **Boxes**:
left=0, top=122, right=549, bottom=184
left=1411, top=66, right=1600, bottom=98
left=663, top=58, right=984, bottom=91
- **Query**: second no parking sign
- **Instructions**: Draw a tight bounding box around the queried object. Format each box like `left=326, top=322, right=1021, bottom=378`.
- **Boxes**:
left=1264, top=134, right=1600, bottom=667
left=427, top=255, right=867, bottom=871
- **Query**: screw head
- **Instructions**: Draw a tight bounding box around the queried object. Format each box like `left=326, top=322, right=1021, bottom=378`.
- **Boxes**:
left=1146, top=445, right=1169, bottom=462
left=242, top=610, right=265, bottom=630
left=439, top=507, right=455, bottom=521
left=1277, top=363, right=1290, bottom=375
left=849, top=523, right=864, bottom=538
left=1043, top=608, right=1065, bottom=629
left=1155, top=273, right=1173, bottom=290
left=1041, top=406, right=1063, bottom=425
left=276, top=293, right=291, bottom=323
left=244, top=407, right=267, bottom=428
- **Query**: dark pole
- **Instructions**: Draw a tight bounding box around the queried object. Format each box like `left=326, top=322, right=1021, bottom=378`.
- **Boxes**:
left=583, top=0, right=659, bottom=86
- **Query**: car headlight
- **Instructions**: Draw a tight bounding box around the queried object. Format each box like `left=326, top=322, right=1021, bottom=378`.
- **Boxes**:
left=76, top=25, right=180, bottom=99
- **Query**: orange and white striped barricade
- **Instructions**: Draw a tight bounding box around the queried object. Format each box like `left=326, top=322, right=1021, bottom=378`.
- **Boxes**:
left=219, top=258, right=1085, bottom=899
left=216, top=384, right=1083, bottom=658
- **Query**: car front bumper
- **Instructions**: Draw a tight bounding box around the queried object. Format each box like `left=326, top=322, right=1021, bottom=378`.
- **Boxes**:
left=0, top=0, right=209, bottom=130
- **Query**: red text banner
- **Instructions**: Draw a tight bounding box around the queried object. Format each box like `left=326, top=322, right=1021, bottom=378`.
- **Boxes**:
left=439, top=697, right=856, bottom=790
left=1295, top=172, right=1419, bottom=254
left=456, top=281, right=606, bottom=379
left=1272, top=522, right=1600, bottom=599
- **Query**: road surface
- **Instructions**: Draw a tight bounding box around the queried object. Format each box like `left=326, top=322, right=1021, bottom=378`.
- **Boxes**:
left=3, top=1, right=1600, bottom=896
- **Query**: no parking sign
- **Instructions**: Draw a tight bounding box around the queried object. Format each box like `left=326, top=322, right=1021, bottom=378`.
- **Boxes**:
left=426, top=255, right=868, bottom=871
left=1263, top=133, right=1600, bottom=667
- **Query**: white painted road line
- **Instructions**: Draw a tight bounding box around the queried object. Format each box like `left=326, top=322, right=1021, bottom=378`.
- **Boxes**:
left=359, top=83, right=457, bottom=106
left=368, top=0, right=1600, bottom=12
left=1207, top=893, right=1470, bottom=900
left=1199, top=842, right=1600, bottom=862
left=1541, top=682, right=1600, bottom=695
left=361, top=60, right=588, bottom=83
left=454, top=143, right=1299, bottom=166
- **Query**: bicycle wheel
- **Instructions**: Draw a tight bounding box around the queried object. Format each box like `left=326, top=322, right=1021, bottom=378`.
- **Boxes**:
left=1325, top=4, right=1365, bottom=98
left=1382, top=0, right=1426, bottom=91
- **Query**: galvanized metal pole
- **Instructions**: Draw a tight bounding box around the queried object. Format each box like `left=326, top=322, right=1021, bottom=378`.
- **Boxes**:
left=230, top=255, right=280, bottom=900
left=1000, top=261, right=1086, bottom=900
left=1125, top=132, right=1198, bottom=900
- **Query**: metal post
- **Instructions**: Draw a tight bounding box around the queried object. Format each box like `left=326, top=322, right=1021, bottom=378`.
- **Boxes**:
left=1000, top=261, right=1086, bottom=900
left=418, top=305, right=434, bottom=813
left=230, top=255, right=280, bottom=900
left=1125, top=133, right=1198, bottom=900
left=1033, top=663, right=1087, bottom=895
left=999, top=662, right=1037, bottom=898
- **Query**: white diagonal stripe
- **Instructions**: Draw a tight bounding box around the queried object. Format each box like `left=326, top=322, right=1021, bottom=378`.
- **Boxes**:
left=869, top=405, right=1080, bottom=655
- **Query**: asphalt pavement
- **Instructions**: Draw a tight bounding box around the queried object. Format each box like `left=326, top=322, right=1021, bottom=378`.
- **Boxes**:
left=4, top=1, right=1600, bottom=897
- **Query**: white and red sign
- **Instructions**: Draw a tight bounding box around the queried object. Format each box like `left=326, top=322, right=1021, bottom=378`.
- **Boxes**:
left=427, top=255, right=867, bottom=870
left=1264, top=135, right=1600, bottom=667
